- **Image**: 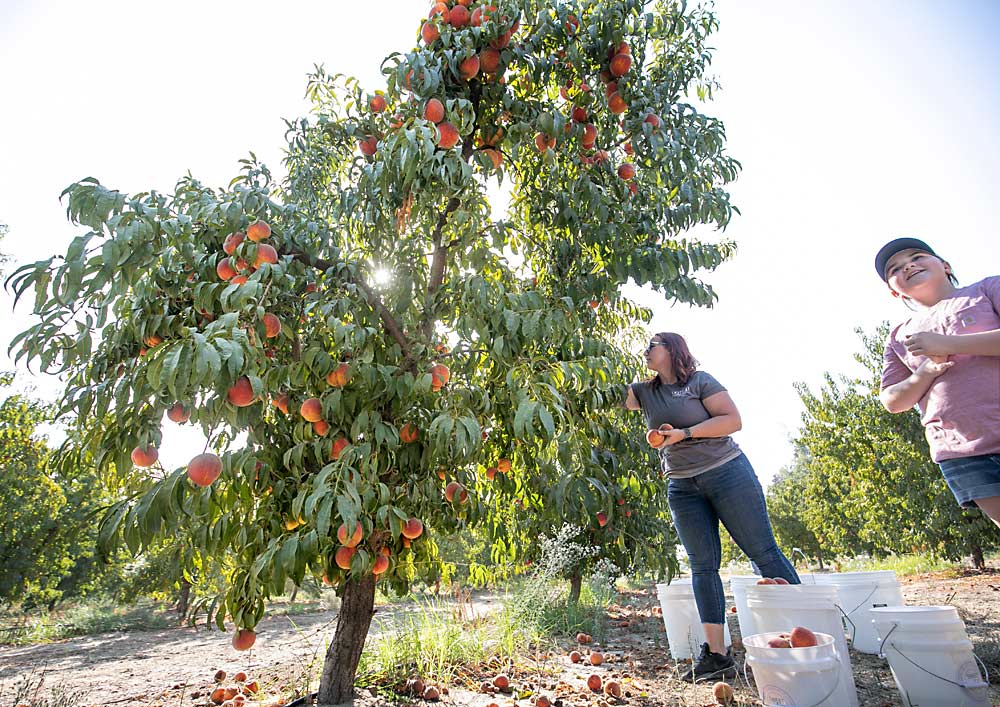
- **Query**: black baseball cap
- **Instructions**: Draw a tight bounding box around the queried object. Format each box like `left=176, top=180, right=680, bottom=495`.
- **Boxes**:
left=874, top=238, right=937, bottom=282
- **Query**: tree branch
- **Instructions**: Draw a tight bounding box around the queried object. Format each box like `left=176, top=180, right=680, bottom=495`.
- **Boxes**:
left=286, top=247, right=410, bottom=357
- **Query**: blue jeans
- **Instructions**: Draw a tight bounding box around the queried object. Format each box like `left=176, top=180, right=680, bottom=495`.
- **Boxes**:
left=938, top=454, right=1000, bottom=508
left=668, top=453, right=799, bottom=625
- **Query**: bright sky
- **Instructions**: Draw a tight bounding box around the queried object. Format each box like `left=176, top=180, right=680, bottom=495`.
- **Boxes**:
left=1, top=0, right=998, bottom=484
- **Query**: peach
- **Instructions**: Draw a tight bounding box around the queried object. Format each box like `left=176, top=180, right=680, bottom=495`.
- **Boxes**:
left=481, top=148, right=502, bottom=170
left=402, top=517, right=424, bottom=539
left=790, top=626, right=818, bottom=648
left=210, top=687, right=226, bottom=704
left=492, top=674, right=509, bottom=690
left=359, top=136, right=378, bottom=156
left=576, top=632, right=592, bottom=644
left=246, top=220, right=271, bottom=242
left=227, top=376, right=255, bottom=407
left=423, top=685, right=440, bottom=701
left=369, top=95, right=387, bottom=113
left=223, top=231, right=245, bottom=255
left=428, top=2, right=449, bottom=21
left=712, top=681, right=734, bottom=705
left=330, top=437, right=350, bottom=461
left=773, top=577, right=790, bottom=585
left=767, top=637, right=791, bottom=648
left=337, top=521, right=363, bottom=548
left=187, top=453, right=222, bottom=487
left=449, top=4, right=470, bottom=26
left=313, top=420, right=330, bottom=436
left=603, top=680, right=622, bottom=698
left=400, top=423, right=419, bottom=443
left=479, top=47, right=501, bottom=74
left=535, top=132, right=556, bottom=152
left=131, top=445, right=159, bottom=467
left=424, top=98, right=445, bottom=124
left=254, top=243, right=278, bottom=268
left=571, top=106, right=588, bottom=123
left=430, top=363, right=450, bottom=390
left=497, top=458, right=511, bottom=473
left=589, top=651, right=604, bottom=665
left=608, top=92, right=627, bottom=114
left=420, top=21, right=439, bottom=45
left=243, top=680, right=259, bottom=694
left=233, top=671, right=248, bottom=683
left=373, top=554, right=390, bottom=575
left=263, top=313, right=281, bottom=338
left=646, top=429, right=666, bottom=448
left=216, top=257, right=237, bottom=281
left=272, top=393, right=289, bottom=414
left=644, top=113, right=661, bottom=130
left=326, top=362, right=350, bottom=387
left=586, top=674, right=602, bottom=691
left=610, top=53, right=632, bottom=77
left=231, top=274, right=248, bottom=286
left=232, top=629, right=256, bottom=651
left=581, top=123, right=597, bottom=147
left=569, top=650, right=582, bottom=663
left=485, top=466, right=497, bottom=481
left=756, top=577, right=778, bottom=585
left=459, top=54, right=480, bottom=80
left=617, top=163, right=636, bottom=180
left=596, top=511, right=608, bottom=527
left=535, top=696, right=551, bottom=707
left=214, top=670, right=227, bottom=683
left=335, top=545, right=356, bottom=570
left=436, top=122, right=460, bottom=149
left=167, top=402, right=191, bottom=423
left=444, top=481, right=467, bottom=503
left=300, top=397, right=323, bottom=422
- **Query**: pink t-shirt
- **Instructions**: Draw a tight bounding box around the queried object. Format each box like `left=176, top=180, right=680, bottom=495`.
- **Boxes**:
left=881, top=276, right=1000, bottom=462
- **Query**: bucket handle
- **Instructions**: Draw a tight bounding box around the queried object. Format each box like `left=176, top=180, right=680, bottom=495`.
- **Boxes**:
left=878, top=622, right=991, bottom=693
left=843, top=583, right=880, bottom=619
left=743, top=655, right=843, bottom=707
left=833, top=603, right=858, bottom=646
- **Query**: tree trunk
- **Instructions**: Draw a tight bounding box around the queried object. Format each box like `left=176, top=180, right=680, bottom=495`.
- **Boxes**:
left=970, top=544, right=985, bottom=571
left=175, top=578, right=191, bottom=622
left=289, top=585, right=299, bottom=604
left=816, top=546, right=825, bottom=571
left=317, top=574, right=377, bottom=705
left=568, top=571, right=582, bottom=605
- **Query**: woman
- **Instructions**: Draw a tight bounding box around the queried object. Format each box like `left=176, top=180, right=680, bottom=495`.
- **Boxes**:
left=875, top=237, right=1000, bottom=525
left=625, top=332, right=799, bottom=682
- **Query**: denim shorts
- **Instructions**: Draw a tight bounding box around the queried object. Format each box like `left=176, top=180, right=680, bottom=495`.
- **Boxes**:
left=938, top=453, right=1000, bottom=508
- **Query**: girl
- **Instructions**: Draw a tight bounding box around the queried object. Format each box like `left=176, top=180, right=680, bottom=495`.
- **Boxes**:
left=875, top=237, right=1000, bottom=526
left=624, top=332, right=798, bottom=682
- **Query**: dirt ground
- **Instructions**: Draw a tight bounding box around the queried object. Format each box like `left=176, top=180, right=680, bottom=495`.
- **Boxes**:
left=1, top=569, right=998, bottom=707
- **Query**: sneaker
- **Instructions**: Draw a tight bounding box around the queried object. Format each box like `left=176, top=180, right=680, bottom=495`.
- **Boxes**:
left=679, top=642, right=737, bottom=683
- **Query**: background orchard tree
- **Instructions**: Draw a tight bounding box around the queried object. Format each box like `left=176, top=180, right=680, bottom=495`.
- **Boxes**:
left=782, top=325, right=1000, bottom=569
left=476, top=414, right=678, bottom=604
left=8, top=1, right=739, bottom=701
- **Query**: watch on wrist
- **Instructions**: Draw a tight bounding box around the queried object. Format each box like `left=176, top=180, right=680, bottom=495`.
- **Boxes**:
left=682, top=428, right=693, bottom=440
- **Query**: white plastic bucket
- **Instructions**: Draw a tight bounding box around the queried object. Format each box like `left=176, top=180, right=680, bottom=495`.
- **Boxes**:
left=729, top=575, right=760, bottom=640
left=656, top=579, right=731, bottom=661
left=872, top=606, right=989, bottom=706
left=744, top=632, right=848, bottom=707
left=746, top=585, right=859, bottom=707
left=813, top=571, right=904, bottom=654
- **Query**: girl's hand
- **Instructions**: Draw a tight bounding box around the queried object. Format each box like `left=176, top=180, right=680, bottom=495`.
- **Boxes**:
left=917, top=357, right=954, bottom=378
left=904, top=331, right=955, bottom=357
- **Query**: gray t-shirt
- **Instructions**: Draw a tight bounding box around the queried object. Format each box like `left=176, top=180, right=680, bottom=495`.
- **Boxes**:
left=629, top=371, right=741, bottom=479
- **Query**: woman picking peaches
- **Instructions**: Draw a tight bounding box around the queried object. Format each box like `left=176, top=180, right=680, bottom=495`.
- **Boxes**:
left=625, top=332, right=798, bottom=682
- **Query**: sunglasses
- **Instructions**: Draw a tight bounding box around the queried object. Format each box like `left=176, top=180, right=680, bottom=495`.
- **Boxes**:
left=644, top=341, right=668, bottom=353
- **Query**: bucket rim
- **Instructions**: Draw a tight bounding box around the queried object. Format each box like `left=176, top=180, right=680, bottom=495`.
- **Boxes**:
left=870, top=605, right=958, bottom=616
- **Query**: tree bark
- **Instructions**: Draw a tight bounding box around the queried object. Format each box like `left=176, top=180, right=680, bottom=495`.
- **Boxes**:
left=970, top=543, right=985, bottom=571
left=568, top=571, right=582, bottom=605
left=317, top=574, right=377, bottom=705
left=175, top=578, right=191, bottom=622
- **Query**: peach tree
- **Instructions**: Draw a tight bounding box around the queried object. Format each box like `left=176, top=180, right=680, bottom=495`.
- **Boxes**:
left=9, top=0, right=737, bottom=701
